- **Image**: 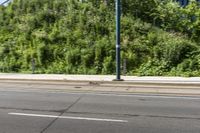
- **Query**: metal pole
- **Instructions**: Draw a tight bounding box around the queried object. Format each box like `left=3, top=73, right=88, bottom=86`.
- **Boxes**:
left=115, top=0, right=121, bottom=80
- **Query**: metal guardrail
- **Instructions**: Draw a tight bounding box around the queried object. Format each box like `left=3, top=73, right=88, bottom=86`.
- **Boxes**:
left=0, top=0, right=10, bottom=5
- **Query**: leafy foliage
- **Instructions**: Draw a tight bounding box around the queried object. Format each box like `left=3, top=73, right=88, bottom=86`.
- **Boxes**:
left=0, top=0, right=200, bottom=76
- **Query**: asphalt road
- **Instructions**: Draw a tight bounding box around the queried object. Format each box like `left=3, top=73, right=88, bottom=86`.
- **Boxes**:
left=0, top=82, right=200, bottom=133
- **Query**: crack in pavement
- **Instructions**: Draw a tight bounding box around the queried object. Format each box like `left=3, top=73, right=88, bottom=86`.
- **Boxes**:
left=64, top=111, right=200, bottom=121
left=0, top=106, right=64, bottom=113
left=66, top=111, right=200, bottom=121
left=39, top=96, right=83, bottom=133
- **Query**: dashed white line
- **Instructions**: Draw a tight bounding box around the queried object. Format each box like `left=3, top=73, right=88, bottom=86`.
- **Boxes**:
left=8, top=112, right=128, bottom=123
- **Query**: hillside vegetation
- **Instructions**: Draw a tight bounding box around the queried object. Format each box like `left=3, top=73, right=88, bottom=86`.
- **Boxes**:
left=1, top=0, right=200, bottom=76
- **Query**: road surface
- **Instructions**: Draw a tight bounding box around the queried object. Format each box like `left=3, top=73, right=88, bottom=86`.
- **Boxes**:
left=0, top=82, right=200, bottom=133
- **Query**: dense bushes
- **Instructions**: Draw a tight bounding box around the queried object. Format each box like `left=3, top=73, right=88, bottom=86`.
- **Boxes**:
left=0, top=0, right=200, bottom=76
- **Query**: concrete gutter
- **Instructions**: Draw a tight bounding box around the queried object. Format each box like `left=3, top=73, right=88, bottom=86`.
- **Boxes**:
left=0, top=73, right=200, bottom=95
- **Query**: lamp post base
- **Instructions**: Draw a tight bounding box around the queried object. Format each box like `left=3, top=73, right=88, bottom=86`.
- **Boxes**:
left=113, top=79, right=124, bottom=81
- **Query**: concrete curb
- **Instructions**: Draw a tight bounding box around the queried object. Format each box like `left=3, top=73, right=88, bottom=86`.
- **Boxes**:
left=1, top=79, right=200, bottom=96
left=1, top=78, right=200, bottom=89
left=1, top=77, right=200, bottom=88
left=0, top=74, right=200, bottom=95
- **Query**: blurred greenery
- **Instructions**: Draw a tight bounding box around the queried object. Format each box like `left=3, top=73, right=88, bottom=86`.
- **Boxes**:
left=1, top=0, right=200, bottom=76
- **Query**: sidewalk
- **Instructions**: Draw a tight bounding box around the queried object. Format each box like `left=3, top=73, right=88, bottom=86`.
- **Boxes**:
left=1, top=73, right=200, bottom=83
left=0, top=73, right=200, bottom=95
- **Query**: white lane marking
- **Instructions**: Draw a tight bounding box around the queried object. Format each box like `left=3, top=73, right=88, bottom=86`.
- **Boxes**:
left=8, top=113, right=128, bottom=123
